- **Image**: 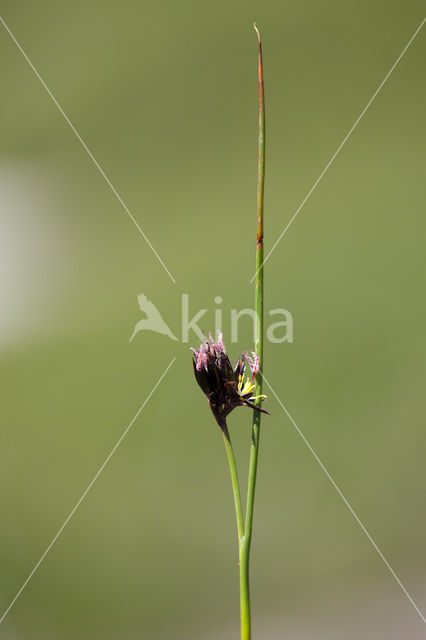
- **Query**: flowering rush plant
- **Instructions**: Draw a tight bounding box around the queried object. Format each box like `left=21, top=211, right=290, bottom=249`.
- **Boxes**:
left=191, top=25, right=266, bottom=640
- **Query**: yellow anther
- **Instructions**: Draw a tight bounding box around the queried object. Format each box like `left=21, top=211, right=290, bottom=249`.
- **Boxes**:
left=238, top=373, right=255, bottom=396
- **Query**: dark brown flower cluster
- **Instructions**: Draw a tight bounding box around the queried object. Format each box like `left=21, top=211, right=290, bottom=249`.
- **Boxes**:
left=192, top=333, right=269, bottom=430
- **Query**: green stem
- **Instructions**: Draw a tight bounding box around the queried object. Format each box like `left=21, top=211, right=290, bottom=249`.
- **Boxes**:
left=240, top=24, right=265, bottom=640
left=222, top=423, right=245, bottom=543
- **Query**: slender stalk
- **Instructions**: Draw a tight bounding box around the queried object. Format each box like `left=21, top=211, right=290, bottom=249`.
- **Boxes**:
left=239, top=24, right=265, bottom=640
left=222, top=423, right=245, bottom=543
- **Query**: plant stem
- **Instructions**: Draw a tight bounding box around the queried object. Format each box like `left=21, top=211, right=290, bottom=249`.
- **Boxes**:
left=222, top=423, right=245, bottom=543
left=240, top=23, right=265, bottom=640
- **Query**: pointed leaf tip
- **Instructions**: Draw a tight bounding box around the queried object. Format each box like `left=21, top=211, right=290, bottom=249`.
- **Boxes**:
left=253, top=23, right=261, bottom=44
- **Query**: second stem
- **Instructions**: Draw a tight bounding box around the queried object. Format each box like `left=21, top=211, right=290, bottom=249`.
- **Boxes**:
left=239, top=23, right=265, bottom=640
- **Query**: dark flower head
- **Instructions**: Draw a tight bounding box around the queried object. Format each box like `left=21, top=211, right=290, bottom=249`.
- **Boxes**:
left=191, top=332, right=269, bottom=430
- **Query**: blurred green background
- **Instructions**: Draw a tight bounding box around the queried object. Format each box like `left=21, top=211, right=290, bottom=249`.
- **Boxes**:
left=1, top=1, right=425, bottom=638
